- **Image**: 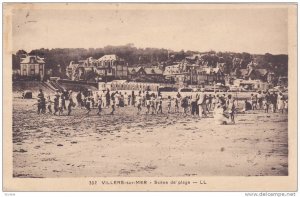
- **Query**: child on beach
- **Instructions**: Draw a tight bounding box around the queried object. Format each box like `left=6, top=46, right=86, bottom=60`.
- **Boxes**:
left=53, top=97, right=59, bottom=115
left=146, top=98, right=151, bottom=114
left=124, top=92, right=128, bottom=106
left=136, top=94, right=142, bottom=114
left=110, top=97, right=116, bottom=115
left=150, top=96, right=156, bottom=114
left=167, top=96, right=172, bottom=113
left=284, top=99, right=288, bottom=113
left=96, top=97, right=102, bottom=116
left=226, top=95, right=235, bottom=124
left=47, top=95, right=53, bottom=114
left=67, top=90, right=74, bottom=116
left=85, top=97, right=92, bottom=115
left=181, top=96, right=189, bottom=115
left=58, top=95, right=64, bottom=116
left=262, top=98, right=268, bottom=113
left=157, top=96, right=163, bottom=114
left=175, top=96, right=180, bottom=113
left=211, top=95, right=216, bottom=111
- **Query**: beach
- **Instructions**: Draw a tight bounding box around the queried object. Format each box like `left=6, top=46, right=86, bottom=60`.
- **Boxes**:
left=12, top=95, right=288, bottom=177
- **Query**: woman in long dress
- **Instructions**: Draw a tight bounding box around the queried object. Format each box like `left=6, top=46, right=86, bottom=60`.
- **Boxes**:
left=277, top=92, right=285, bottom=114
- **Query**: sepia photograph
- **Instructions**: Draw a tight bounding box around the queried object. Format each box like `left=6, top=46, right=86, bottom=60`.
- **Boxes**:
left=3, top=3, right=297, bottom=191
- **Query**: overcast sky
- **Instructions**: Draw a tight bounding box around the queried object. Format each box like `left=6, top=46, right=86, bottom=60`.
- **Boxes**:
left=12, top=5, right=288, bottom=54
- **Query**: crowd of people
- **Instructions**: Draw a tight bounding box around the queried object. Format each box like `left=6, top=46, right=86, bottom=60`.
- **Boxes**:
left=31, top=87, right=287, bottom=125
left=243, top=91, right=288, bottom=114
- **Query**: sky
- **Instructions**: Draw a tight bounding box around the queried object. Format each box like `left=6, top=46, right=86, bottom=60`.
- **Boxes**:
left=12, top=5, right=288, bottom=54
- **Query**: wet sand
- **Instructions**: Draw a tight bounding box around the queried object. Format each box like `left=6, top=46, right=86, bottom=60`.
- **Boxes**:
left=13, top=97, right=288, bottom=177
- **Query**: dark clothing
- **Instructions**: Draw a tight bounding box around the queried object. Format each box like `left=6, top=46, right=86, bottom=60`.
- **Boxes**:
left=67, top=99, right=74, bottom=115
left=76, top=93, right=82, bottom=105
left=106, top=92, right=111, bottom=106
left=191, top=101, right=197, bottom=115
left=245, top=101, right=252, bottom=111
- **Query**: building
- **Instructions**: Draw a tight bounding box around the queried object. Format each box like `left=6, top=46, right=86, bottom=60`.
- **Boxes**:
left=163, top=63, right=189, bottom=85
left=195, top=66, right=225, bottom=85
left=239, top=68, right=269, bottom=82
left=20, top=55, right=45, bottom=80
left=66, top=54, right=128, bottom=81
left=97, top=55, right=128, bottom=79
left=128, top=67, right=164, bottom=82
left=128, top=67, right=142, bottom=79
left=233, top=79, right=271, bottom=91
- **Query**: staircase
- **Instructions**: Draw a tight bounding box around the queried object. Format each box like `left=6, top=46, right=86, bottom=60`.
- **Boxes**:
left=49, top=80, right=65, bottom=92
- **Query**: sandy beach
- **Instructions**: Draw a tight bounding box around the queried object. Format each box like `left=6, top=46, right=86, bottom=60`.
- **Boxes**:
left=12, top=95, right=288, bottom=178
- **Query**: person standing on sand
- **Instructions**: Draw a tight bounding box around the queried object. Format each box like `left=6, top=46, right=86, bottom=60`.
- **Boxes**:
left=277, top=92, right=285, bottom=114
left=36, top=97, right=42, bottom=114
left=167, top=96, right=172, bottom=113
left=197, top=89, right=207, bottom=119
left=136, top=93, right=142, bottom=114
left=67, top=90, right=74, bottom=116
left=110, top=94, right=116, bottom=115
left=124, top=92, right=128, bottom=106
left=150, top=95, right=156, bottom=114
left=46, top=95, right=53, bottom=114
left=257, top=91, right=263, bottom=109
left=131, top=91, right=135, bottom=106
left=181, top=96, right=189, bottom=115
left=61, top=90, right=67, bottom=110
left=58, top=94, right=64, bottom=116
left=81, top=91, right=86, bottom=108
left=146, top=97, right=151, bottom=114
left=157, top=95, right=163, bottom=114
left=76, top=91, right=82, bottom=109
left=251, top=93, right=257, bottom=110
left=262, top=98, right=268, bottom=113
left=128, top=94, right=131, bottom=106
left=85, top=97, right=92, bottom=115
left=271, top=92, right=277, bottom=113
left=115, top=91, right=120, bottom=107
left=37, top=89, right=44, bottom=114
left=191, top=95, right=197, bottom=116
left=97, top=96, right=103, bottom=116
left=284, top=99, right=288, bottom=113
left=106, top=89, right=110, bottom=108
left=174, top=95, right=180, bottom=113
left=53, top=96, right=59, bottom=115
left=102, top=92, right=106, bottom=108
left=207, top=94, right=212, bottom=111
left=226, top=94, right=236, bottom=124
left=155, top=94, right=159, bottom=111
left=265, top=92, right=272, bottom=113
left=41, top=96, right=46, bottom=114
